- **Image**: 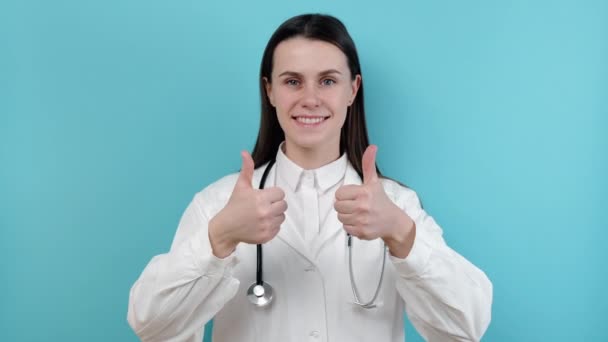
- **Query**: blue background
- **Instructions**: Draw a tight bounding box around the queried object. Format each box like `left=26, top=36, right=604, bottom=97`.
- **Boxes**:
left=1, top=0, right=606, bottom=341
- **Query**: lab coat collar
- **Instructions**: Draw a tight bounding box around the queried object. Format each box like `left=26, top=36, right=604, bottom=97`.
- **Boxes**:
left=252, top=159, right=363, bottom=265
left=275, top=142, right=348, bottom=193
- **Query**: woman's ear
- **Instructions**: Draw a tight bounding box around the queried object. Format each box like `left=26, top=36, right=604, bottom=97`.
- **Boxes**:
left=263, top=77, right=275, bottom=107
left=349, top=74, right=362, bottom=105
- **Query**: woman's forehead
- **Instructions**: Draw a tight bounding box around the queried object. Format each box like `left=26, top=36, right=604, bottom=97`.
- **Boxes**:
left=272, top=37, right=349, bottom=76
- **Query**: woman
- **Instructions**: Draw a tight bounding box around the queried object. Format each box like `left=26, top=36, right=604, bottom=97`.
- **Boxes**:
left=128, top=14, right=492, bottom=342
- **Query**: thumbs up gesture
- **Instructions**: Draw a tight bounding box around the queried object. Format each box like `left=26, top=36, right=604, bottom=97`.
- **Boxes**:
left=334, top=145, right=415, bottom=257
left=209, top=151, right=287, bottom=258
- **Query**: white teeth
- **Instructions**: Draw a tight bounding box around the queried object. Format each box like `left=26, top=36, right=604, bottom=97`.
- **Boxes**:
left=296, top=117, right=325, bottom=124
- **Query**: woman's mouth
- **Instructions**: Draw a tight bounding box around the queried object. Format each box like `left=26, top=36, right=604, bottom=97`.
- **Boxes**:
left=292, top=115, right=330, bottom=127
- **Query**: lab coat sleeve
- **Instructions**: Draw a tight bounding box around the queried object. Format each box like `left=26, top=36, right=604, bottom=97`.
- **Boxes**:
left=127, top=184, right=241, bottom=342
left=388, top=184, right=493, bottom=342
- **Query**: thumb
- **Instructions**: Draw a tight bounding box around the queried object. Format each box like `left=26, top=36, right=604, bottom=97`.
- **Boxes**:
left=362, top=145, right=378, bottom=184
left=236, top=151, right=254, bottom=189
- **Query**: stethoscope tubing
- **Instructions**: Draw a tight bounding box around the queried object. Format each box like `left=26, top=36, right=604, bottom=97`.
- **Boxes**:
left=255, top=158, right=276, bottom=286
left=348, top=234, right=387, bottom=309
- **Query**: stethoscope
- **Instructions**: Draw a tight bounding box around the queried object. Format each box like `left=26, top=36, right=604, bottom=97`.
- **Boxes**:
left=247, top=158, right=387, bottom=309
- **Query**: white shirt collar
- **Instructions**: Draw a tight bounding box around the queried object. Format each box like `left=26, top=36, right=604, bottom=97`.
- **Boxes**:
left=275, top=142, right=347, bottom=193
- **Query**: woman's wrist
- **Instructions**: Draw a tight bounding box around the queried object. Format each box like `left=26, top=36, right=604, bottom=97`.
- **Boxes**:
left=208, top=215, right=237, bottom=259
left=383, top=210, right=416, bottom=259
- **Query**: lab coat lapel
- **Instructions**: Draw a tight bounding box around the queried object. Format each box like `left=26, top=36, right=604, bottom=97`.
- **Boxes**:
left=253, top=163, right=317, bottom=264
left=278, top=208, right=316, bottom=263
left=314, top=163, right=362, bottom=257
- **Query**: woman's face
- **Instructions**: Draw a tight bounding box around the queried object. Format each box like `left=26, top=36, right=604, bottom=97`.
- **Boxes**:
left=265, top=37, right=361, bottom=159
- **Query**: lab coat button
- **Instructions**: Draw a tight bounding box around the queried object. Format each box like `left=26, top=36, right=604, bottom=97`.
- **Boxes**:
left=304, top=266, right=315, bottom=272
left=309, top=330, right=320, bottom=338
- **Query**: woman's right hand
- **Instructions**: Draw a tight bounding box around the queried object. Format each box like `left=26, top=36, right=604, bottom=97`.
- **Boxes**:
left=208, top=151, right=287, bottom=258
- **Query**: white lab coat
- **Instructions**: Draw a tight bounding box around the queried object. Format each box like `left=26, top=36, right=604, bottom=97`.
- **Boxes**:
left=127, top=161, right=493, bottom=342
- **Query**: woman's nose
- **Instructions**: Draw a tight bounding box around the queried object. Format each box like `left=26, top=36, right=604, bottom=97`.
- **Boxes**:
left=300, top=83, right=321, bottom=108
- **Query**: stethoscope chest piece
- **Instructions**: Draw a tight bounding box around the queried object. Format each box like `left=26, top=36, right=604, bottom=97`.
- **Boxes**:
left=247, top=282, right=274, bottom=307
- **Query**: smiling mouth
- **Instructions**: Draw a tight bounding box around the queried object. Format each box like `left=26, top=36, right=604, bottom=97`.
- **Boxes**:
left=292, top=115, right=330, bottom=125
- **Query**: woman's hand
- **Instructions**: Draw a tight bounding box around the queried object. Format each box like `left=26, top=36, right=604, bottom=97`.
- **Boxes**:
left=209, top=151, right=287, bottom=258
left=334, top=145, right=416, bottom=258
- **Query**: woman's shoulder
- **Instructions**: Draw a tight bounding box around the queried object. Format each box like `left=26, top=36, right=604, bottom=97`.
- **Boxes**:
left=196, top=172, right=240, bottom=202
left=194, top=161, right=272, bottom=202
left=183, top=172, right=240, bottom=218
left=380, top=177, right=422, bottom=209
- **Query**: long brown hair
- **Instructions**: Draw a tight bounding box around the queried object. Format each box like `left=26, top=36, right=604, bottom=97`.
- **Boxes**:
left=251, top=13, right=382, bottom=181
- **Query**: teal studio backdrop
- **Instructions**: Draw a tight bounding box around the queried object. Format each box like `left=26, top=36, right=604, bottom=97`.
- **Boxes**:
left=1, top=0, right=606, bottom=341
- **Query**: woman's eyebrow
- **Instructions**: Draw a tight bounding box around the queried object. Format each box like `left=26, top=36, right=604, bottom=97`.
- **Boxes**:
left=277, top=71, right=302, bottom=78
left=277, top=69, right=343, bottom=78
left=318, top=69, right=342, bottom=77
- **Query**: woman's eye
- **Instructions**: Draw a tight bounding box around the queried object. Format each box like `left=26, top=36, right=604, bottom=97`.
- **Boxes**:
left=286, top=79, right=300, bottom=86
left=321, top=79, right=336, bottom=86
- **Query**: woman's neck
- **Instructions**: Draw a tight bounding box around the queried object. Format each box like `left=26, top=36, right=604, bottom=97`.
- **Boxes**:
left=282, top=141, right=340, bottom=170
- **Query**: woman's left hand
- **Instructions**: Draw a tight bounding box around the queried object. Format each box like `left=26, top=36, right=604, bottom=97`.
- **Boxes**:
left=334, top=145, right=416, bottom=258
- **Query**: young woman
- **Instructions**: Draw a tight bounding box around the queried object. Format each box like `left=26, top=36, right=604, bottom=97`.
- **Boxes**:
left=128, top=14, right=492, bottom=342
